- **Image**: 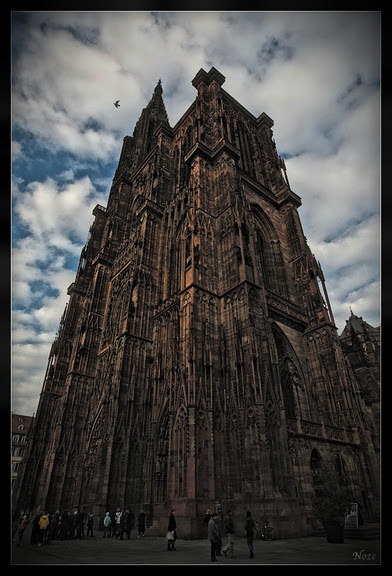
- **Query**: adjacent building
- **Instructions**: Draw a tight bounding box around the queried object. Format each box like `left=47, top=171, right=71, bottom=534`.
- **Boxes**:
left=11, top=413, right=34, bottom=497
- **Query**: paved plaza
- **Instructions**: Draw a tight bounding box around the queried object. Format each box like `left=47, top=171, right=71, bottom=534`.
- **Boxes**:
left=11, top=526, right=381, bottom=566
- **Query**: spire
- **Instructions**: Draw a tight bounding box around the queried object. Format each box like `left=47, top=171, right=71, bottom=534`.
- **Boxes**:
left=147, top=78, right=170, bottom=126
left=120, top=78, right=171, bottom=176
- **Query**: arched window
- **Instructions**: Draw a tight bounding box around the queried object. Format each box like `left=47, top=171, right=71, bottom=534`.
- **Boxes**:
left=238, top=121, right=255, bottom=178
left=185, top=232, right=192, bottom=269
left=310, top=449, right=322, bottom=478
left=183, top=125, right=193, bottom=156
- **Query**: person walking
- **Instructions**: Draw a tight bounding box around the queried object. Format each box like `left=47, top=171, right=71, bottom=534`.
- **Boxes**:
left=103, top=512, right=111, bottom=538
left=222, top=509, right=235, bottom=558
left=86, top=512, right=94, bottom=537
left=245, top=510, right=255, bottom=558
left=137, top=509, right=146, bottom=537
left=208, top=512, right=220, bottom=562
left=167, top=509, right=177, bottom=551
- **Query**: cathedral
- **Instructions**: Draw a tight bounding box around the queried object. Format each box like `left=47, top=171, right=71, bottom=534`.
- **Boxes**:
left=14, top=67, right=380, bottom=538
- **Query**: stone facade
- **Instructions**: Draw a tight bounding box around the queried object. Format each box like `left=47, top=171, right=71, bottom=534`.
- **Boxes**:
left=14, top=68, right=380, bottom=538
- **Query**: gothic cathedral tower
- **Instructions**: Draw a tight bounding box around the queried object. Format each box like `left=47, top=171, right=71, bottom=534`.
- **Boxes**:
left=15, top=68, right=379, bottom=537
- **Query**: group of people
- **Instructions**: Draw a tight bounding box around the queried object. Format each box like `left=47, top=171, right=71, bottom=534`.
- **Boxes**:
left=12, top=508, right=147, bottom=545
left=14, top=506, right=257, bottom=561
left=12, top=509, right=96, bottom=545
left=103, top=509, right=146, bottom=539
left=205, top=509, right=256, bottom=562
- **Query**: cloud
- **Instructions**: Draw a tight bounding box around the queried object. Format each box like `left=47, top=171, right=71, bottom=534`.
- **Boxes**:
left=12, top=341, right=54, bottom=415
left=13, top=175, right=106, bottom=252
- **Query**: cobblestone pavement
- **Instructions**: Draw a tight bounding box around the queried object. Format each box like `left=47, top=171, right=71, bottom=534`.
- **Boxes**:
left=11, top=527, right=381, bottom=566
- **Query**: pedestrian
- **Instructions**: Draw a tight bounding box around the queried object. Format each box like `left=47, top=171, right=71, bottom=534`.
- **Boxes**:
left=167, top=509, right=177, bottom=551
left=114, top=508, right=122, bottom=539
left=137, top=509, right=146, bottom=537
left=203, top=509, right=211, bottom=538
left=245, top=510, right=255, bottom=558
left=86, top=512, right=94, bottom=537
left=110, top=511, right=116, bottom=537
left=74, top=509, right=83, bottom=540
left=30, top=513, right=41, bottom=545
left=215, top=514, right=223, bottom=556
left=222, top=509, right=235, bottom=558
left=80, top=509, right=86, bottom=538
left=103, top=512, right=111, bottom=538
left=48, top=512, right=59, bottom=543
left=12, top=517, right=18, bottom=540
left=120, top=507, right=131, bottom=540
left=38, top=511, right=49, bottom=545
left=208, top=512, right=220, bottom=562
left=203, top=509, right=212, bottom=525
left=59, top=510, right=70, bottom=540
left=17, top=513, right=28, bottom=546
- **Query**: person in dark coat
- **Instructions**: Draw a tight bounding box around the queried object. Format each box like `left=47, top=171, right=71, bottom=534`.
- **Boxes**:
left=120, top=508, right=132, bottom=540
left=203, top=509, right=211, bottom=538
left=30, top=513, right=40, bottom=545
left=86, top=512, right=94, bottom=537
left=208, top=512, right=220, bottom=562
left=167, top=509, right=177, bottom=550
left=245, top=510, right=255, bottom=558
left=137, top=510, right=146, bottom=537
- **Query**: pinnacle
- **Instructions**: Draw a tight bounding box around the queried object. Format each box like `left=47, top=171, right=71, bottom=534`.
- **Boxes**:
left=148, top=78, right=169, bottom=125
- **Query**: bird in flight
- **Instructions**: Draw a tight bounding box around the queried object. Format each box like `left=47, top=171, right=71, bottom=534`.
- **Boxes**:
left=114, top=100, right=120, bottom=108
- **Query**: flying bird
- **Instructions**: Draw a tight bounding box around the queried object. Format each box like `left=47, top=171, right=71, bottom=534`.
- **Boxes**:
left=114, top=100, right=120, bottom=108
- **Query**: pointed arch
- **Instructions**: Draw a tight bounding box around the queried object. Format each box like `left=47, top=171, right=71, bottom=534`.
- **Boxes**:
left=250, top=204, right=289, bottom=297
left=271, top=322, right=307, bottom=419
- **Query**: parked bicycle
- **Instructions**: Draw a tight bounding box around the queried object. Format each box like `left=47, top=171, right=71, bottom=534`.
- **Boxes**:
left=254, top=520, right=275, bottom=541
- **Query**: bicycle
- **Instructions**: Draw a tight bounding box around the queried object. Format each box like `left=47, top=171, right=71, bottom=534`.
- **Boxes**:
left=254, top=520, right=275, bottom=541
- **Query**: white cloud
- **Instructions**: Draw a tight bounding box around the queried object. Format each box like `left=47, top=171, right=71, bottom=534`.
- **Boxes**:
left=14, top=176, right=106, bottom=249
left=12, top=341, right=53, bottom=415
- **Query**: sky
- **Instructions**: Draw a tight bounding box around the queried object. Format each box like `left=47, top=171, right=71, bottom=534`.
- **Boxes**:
left=11, top=11, right=381, bottom=416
